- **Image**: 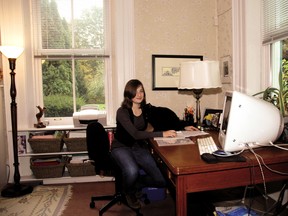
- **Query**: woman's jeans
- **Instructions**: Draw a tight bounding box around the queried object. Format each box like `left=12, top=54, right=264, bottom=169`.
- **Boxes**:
left=111, top=145, right=166, bottom=195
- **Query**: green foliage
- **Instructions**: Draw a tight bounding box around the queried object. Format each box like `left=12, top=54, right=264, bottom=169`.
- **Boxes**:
left=85, top=64, right=105, bottom=104
left=254, top=59, right=288, bottom=116
left=42, top=60, right=72, bottom=96
left=74, top=59, right=105, bottom=104
left=44, top=95, right=86, bottom=117
left=41, top=0, right=71, bottom=49
left=74, top=7, right=104, bottom=48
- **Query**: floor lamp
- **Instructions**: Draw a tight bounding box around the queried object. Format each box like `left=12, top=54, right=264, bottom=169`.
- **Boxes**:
left=0, top=46, right=33, bottom=197
left=178, top=60, right=222, bottom=127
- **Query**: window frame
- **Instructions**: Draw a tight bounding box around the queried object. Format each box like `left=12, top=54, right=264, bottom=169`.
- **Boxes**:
left=232, top=0, right=286, bottom=95
left=271, top=41, right=282, bottom=88
left=31, top=0, right=111, bottom=125
left=262, top=0, right=288, bottom=89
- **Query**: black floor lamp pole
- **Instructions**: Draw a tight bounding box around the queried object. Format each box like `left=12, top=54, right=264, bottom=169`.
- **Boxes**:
left=1, top=57, right=33, bottom=197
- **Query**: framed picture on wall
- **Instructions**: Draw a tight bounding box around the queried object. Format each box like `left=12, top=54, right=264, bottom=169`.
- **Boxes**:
left=152, top=54, right=203, bottom=90
left=220, top=55, right=232, bottom=84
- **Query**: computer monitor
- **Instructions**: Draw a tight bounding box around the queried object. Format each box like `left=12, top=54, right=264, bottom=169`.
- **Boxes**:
left=218, top=91, right=284, bottom=152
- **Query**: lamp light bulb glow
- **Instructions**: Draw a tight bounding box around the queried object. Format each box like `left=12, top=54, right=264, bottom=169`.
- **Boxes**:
left=0, top=46, right=24, bottom=59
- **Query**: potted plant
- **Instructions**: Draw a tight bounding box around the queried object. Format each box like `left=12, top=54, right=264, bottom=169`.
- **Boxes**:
left=254, top=59, right=288, bottom=117
left=254, top=59, right=288, bottom=141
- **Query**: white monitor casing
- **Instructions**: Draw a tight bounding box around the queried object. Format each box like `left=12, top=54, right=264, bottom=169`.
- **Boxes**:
left=219, top=91, right=284, bottom=152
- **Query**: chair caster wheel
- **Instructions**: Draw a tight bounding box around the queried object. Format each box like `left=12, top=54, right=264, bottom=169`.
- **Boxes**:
left=90, top=201, right=95, bottom=208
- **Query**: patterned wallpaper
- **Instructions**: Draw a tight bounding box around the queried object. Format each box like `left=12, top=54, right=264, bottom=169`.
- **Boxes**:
left=218, top=0, right=232, bottom=58
left=217, top=0, right=233, bottom=105
left=134, top=0, right=232, bottom=118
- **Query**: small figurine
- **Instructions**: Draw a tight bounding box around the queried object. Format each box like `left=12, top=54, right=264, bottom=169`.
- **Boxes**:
left=34, top=105, right=46, bottom=128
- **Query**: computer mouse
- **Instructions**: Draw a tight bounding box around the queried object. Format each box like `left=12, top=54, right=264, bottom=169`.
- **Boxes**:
left=201, top=153, right=218, bottom=163
left=212, top=150, right=227, bottom=156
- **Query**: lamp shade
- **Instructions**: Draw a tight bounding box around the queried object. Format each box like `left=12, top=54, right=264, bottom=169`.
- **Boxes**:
left=178, top=60, right=222, bottom=89
left=0, top=46, right=24, bottom=59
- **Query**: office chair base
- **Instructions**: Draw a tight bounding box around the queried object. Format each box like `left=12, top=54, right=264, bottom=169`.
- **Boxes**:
left=90, top=192, right=143, bottom=216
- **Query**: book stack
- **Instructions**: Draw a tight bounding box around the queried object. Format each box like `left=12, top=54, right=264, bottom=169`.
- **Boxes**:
left=31, top=157, right=62, bottom=166
left=30, top=157, right=66, bottom=178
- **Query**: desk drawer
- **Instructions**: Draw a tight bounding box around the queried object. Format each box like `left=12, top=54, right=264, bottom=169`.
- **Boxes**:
left=152, top=151, right=176, bottom=187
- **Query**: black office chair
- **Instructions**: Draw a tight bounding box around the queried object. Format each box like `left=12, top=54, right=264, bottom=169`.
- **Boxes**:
left=86, top=121, right=143, bottom=216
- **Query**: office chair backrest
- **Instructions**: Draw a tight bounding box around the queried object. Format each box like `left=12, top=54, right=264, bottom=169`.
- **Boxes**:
left=86, top=121, right=113, bottom=175
left=145, top=103, right=183, bottom=131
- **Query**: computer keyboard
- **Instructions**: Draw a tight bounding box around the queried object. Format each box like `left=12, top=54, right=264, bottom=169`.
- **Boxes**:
left=197, top=136, right=218, bottom=155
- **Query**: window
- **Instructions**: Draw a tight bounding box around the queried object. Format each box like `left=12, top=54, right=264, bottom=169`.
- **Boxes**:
left=32, top=0, right=109, bottom=118
left=262, top=0, right=288, bottom=111
left=262, top=0, right=288, bottom=84
left=271, top=39, right=288, bottom=88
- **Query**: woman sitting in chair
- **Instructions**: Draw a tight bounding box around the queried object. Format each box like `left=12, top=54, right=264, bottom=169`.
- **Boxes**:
left=111, top=79, right=197, bottom=209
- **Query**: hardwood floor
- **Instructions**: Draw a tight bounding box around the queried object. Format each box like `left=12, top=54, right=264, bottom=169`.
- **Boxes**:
left=60, top=181, right=175, bottom=216
left=59, top=181, right=288, bottom=216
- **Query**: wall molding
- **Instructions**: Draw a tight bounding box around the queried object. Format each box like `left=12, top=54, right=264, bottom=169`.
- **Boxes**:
left=232, top=0, right=246, bottom=92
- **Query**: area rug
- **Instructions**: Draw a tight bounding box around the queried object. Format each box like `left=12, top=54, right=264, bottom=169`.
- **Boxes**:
left=0, top=185, right=72, bottom=216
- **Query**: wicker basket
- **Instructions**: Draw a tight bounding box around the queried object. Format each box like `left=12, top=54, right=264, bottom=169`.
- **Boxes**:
left=66, top=162, right=96, bottom=177
left=30, top=162, right=65, bottom=178
left=28, top=137, right=64, bottom=153
left=63, top=137, right=87, bottom=152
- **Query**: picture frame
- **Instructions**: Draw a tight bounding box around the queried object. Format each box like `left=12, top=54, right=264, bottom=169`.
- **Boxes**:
left=202, top=108, right=223, bottom=130
left=152, top=54, right=203, bottom=90
left=220, top=55, right=232, bottom=84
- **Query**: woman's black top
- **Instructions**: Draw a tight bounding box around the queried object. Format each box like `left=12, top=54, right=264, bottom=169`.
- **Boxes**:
left=112, top=107, right=162, bottom=149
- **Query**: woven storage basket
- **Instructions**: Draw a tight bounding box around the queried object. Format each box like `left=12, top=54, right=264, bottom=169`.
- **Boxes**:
left=30, top=162, right=65, bottom=178
left=63, top=137, right=87, bottom=152
left=28, top=137, right=64, bottom=153
left=66, top=162, right=96, bottom=177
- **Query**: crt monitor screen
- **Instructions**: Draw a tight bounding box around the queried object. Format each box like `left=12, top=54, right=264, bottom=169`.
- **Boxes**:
left=220, top=95, right=232, bottom=134
left=218, top=91, right=284, bottom=152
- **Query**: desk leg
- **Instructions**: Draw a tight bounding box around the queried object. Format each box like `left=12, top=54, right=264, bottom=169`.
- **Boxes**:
left=176, top=177, right=187, bottom=216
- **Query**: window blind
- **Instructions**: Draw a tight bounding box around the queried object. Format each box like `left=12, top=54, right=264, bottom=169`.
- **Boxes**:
left=32, top=0, right=108, bottom=57
left=262, top=0, right=288, bottom=45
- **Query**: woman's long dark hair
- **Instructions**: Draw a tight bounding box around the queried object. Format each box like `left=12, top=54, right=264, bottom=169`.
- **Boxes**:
left=121, top=79, right=147, bottom=109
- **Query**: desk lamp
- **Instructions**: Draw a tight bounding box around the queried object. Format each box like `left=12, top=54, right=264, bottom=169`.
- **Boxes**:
left=178, top=60, right=221, bottom=127
left=0, top=45, right=33, bottom=197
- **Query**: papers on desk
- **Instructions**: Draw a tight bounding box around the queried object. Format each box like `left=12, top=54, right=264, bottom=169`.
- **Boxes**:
left=176, top=130, right=208, bottom=138
left=153, top=130, right=207, bottom=147
left=155, top=138, right=194, bottom=146
left=154, top=130, right=207, bottom=141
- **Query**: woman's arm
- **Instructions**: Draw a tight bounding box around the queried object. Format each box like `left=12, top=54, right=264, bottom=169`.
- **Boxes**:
left=117, top=108, right=162, bottom=140
left=117, top=108, right=177, bottom=139
left=184, top=125, right=199, bottom=131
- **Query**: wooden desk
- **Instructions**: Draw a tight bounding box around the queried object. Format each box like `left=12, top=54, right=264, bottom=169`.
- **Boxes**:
left=149, top=131, right=288, bottom=216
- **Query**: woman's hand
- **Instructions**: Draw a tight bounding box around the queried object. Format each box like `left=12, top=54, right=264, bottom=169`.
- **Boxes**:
left=163, top=130, right=177, bottom=138
left=184, top=126, right=199, bottom=131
